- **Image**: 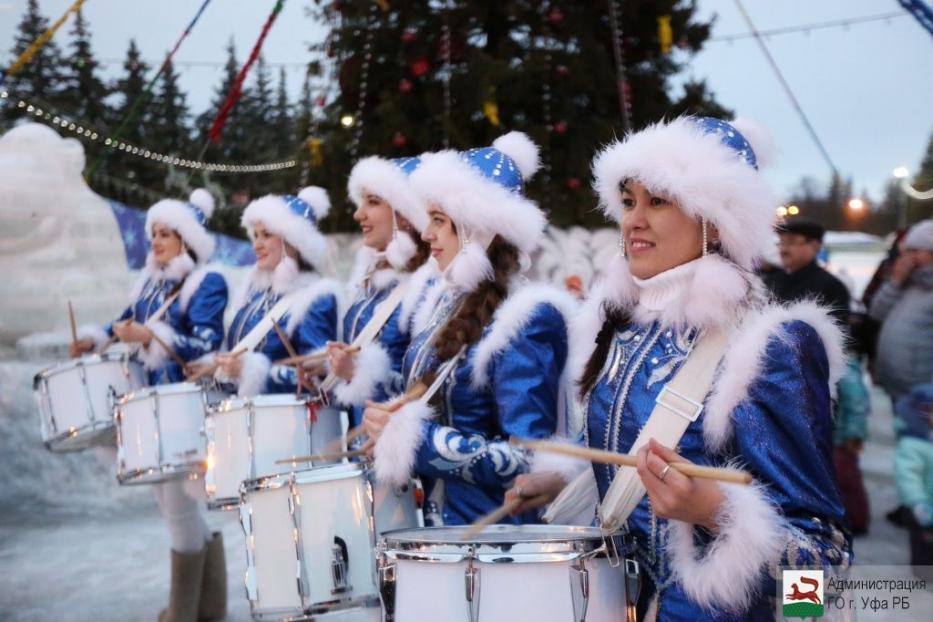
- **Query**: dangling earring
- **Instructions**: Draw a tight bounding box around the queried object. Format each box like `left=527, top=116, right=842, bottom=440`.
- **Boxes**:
left=701, top=218, right=709, bottom=257
left=618, top=231, right=626, bottom=259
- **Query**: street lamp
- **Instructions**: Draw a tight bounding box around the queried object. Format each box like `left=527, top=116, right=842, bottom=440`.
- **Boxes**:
left=892, top=166, right=909, bottom=179
left=776, top=205, right=788, bottom=217
left=787, top=205, right=800, bottom=216
left=847, top=198, right=864, bottom=212
left=340, top=114, right=355, bottom=128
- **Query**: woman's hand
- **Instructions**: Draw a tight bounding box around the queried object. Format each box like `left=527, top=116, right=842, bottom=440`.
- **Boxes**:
left=184, top=359, right=215, bottom=380
left=326, top=342, right=357, bottom=382
left=361, top=401, right=394, bottom=456
left=636, top=438, right=724, bottom=531
left=113, top=321, right=152, bottom=346
left=69, top=337, right=95, bottom=358
left=505, top=472, right=568, bottom=516
left=215, top=353, right=244, bottom=379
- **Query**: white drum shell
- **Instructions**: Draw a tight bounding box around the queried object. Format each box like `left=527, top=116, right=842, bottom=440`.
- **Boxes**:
left=381, top=525, right=627, bottom=622
left=34, top=350, right=145, bottom=452
left=204, top=395, right=342, bottom=510
left=115, top=382, right=208, bottom=484
left=240, top=464, right=422, bottom=620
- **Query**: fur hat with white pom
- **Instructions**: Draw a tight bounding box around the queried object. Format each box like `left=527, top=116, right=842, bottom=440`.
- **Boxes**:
left=241, top=186, right=331, bottom=269
left=592, top=116, right=778, bottom=271
left=145, top=188, right=217, bottom=264
left=410, top=131, right=546, bottom=290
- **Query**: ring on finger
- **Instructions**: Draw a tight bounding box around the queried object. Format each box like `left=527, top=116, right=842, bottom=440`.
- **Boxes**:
left=515, top=486, right=525, bottom=498
left=658, top=464, right=672, bottom=482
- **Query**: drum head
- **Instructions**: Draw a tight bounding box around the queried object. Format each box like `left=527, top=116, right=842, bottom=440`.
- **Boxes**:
left=383, top=524, right=604, bottom=545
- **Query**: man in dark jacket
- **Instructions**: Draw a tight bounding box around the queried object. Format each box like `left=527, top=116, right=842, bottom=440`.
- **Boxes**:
left=767, top=220, right=851, bottom=326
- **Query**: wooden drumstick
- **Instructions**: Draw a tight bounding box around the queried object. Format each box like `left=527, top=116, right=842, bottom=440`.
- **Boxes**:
left=186, top=348, right=245, bottom=383
left=275, top=346, right=360, bottom=367
left=147, top=328, right=188, bottom=370
left=274, top=448, right=367, bottom=465
left=460, top=497, right=528, bottom=540
left=67, top=301, right=78, bottom=347
left=271, top=320, right=307, bottom=396
left=510, top=438, right=753, bottom=485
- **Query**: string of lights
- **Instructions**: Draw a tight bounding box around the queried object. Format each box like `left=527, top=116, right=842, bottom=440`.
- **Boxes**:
left=2, top=91, right=298, bottom=174
left=711, top=10, right=908, bottom=43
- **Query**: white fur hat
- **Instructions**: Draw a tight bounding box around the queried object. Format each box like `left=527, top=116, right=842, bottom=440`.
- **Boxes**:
left=347, top=155, right=428, bottom=232
left=410, top=131, right=546, bottom=255
left=241, top=186, right=331, bottom=268
left=592, top=116, right=777, bottom=270
left=145, top=188, right=216, bottom=263
left=904, top=219, right=933, bottom=252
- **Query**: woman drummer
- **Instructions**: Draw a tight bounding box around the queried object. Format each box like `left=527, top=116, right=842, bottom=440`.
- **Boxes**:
left=73, top=189, right=229, bottom=622
left=506, top=117, right=852, bottom=619
left=326, top=155, right=436, bottom=428
left=209, top=187, right=342, bottom=397
left=363, top=133, right=578, bottom=526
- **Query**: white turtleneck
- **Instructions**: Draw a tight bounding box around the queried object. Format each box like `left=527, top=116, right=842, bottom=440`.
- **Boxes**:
left=632, top=258, right=699, bottom=313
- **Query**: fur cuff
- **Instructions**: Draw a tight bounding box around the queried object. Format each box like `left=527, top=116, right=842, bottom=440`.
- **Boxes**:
left=530, top=436, right=590, bottom=484
left=236, top=352, right=272, bottom=397
left=668, top=480, right=785, bottom=612
left=373, top=400, right=433, bottom=487
left=137, top=321, right=178, bottom=371
left=333, top=342, right=393, bottom=405
left=77, top=324, right=110, bottom=351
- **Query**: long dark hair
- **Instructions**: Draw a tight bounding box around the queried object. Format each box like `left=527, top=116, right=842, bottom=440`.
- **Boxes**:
left=419, top=235, right=521, bottom=384
left=577, top=303, right=630, bottom=400
left=406, top=231, right=432, bottom=272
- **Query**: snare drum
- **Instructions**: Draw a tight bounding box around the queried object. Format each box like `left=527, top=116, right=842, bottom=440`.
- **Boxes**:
left=34, top=348, right=145, bottom=452
left=378, top=525, right=628, bottom=622
left=114, top=382, right=213, bottom=485
left=204, top=394, right=342, bottom=510
left=239, top=463, right=423, bottom=620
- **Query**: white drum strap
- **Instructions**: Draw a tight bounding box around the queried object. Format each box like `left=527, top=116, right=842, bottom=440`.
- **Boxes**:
left=597, top=328, right=729, bottom=533
left=229, top=294, right=297, bottom=355
left=320, top=280, right=408, bottom=393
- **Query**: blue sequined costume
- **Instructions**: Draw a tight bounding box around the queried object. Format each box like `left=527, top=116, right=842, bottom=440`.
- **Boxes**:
left=374, top=280, right=576, bottom=526
left=85, top=255, right=228, bottom=385
left=225, top=270, right=340, bottom=396
left=574, top=257, right=852, bottom=620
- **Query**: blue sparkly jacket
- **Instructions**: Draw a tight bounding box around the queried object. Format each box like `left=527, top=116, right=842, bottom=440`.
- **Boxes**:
left=574, top=258, right=851, bottom=621
left=224, top=270, right=341, bottom=396
left=374, top=280, right=577, bottom=526
left=333, top=262, right=437, bottom=427
left=87, top=255, right=227, bottom=385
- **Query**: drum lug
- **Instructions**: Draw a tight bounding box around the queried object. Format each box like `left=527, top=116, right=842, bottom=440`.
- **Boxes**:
left=464, top=556, right=480, bottom=622
left=377, top=558, right=397, bottom=621
left=624, top=557, right=641, bottom=622
left=330, top=537, right=352, bottom=594
left=569, top=558, right=590, bottom=622
left=601, top=529, right=621, bottom=568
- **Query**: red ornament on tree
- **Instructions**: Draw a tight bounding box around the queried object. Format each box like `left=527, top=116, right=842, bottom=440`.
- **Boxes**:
left=553, top=120, right=568, bottom=135
left=401, top=29, right=418, bottom=43
left=410, top=57, right=431, bottom=78
left=316, top=96, right=326, bottom=107
left=566, top=177, right=581, bottom=190
left=398, top=78, right=413, bottom=93
left=547, top=7, right=564, bottom=25
left=393, top=132, right=407, bottom=148
left=555, top=64, right=569, bottom=78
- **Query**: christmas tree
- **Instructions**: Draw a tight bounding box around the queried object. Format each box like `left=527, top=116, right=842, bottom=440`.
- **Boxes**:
left=308, top=0, right=731, bottom=230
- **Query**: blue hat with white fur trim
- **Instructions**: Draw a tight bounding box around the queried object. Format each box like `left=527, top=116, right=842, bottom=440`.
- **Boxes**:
left=145, top=188, right=216, bottom=263
left=242, top=186, right=331, bottom=268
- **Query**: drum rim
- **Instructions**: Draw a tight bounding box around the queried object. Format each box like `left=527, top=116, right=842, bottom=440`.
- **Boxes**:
left=381, top=523, right=610, bottom=547
left=115, top=381, right=204, bottom=404
left=240, top=461, right=368, bottom=494
left=207, top=392, right=317, bottom=415
left=35, top=350, right=140, bottom=380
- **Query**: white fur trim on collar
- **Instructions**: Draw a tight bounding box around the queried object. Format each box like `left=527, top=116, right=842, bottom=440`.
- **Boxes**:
left=410, top=150, right=546, bottom=254
left=242, top=195, right=327, bottom=269
left=130, top=253, right=196, bottom=301
left=231, top=260, right=313, bottom=315
left=348, top=156, right=428, bottom=232
left=703, top=300, right=846, bottom=452
left=178, top=264, right=226, bottom=314
left=592, top=116, right=777, bottom=271
left=399, top=262, right=439, bottom=335
left=146, top=200, right=215, bottom=264
left=470, top=283, right=577, bottom=388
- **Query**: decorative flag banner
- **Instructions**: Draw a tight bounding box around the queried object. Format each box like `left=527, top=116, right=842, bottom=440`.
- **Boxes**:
left=898, top=0, right=933, bottom=38
left=3, top=0, right=88, bottom=84
left=88, top=0, right=213, bottom=176
left=208, top=0, right=286, bottom=144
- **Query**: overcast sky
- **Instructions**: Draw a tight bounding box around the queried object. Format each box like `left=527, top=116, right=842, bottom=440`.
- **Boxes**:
left=1, top=0, right=931, bottom=203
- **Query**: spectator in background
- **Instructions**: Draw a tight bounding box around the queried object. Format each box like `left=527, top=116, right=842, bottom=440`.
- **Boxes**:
left=856, top=230, right=909, bottom=365
left=893, top=385, right=933, bottom=572
left=833, top=357, right=871, bottom=534
left=767, top=220, right=851, bottom=327
left=869, top=219, right=933, bottom=409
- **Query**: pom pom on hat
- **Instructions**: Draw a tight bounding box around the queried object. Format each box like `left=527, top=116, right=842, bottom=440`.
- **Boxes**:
left=298, top=186, right=331, bottom=221
left=492, top=131, right=541, bottom=179
left=731, top=117, right=776, bottom=169
left=188, top=188, right=216, bottom=220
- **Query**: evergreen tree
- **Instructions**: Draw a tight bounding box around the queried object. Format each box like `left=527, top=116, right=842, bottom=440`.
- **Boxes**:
left=197, top=40, right=254, bottom=164
left=2, top=0, right=67, bottom=127
left=274, top=67, right=293, bottom=153
left=60, top=8, right=108, bottom=126
left=150, top=58, right=191, bottom=155
left=310, top=0, right=730, bottom=229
